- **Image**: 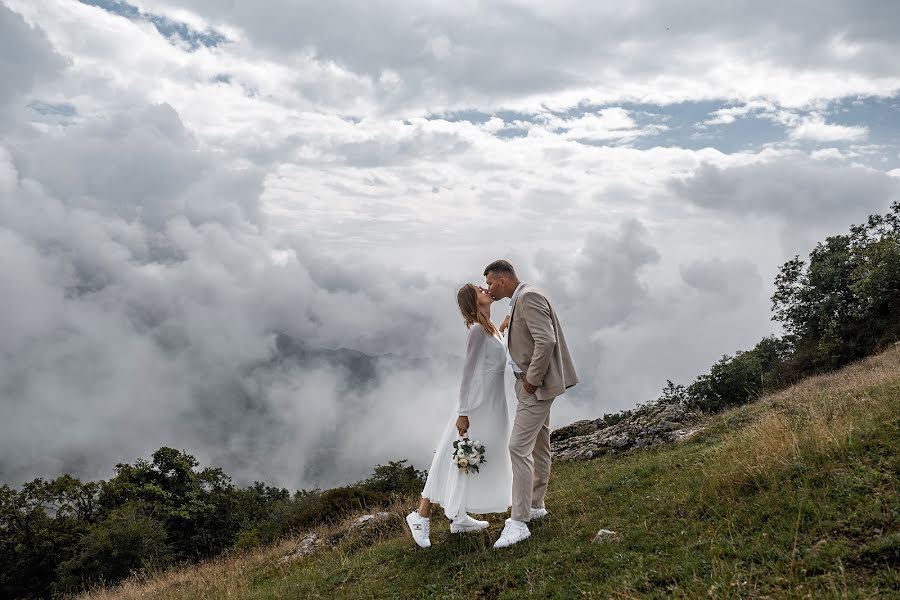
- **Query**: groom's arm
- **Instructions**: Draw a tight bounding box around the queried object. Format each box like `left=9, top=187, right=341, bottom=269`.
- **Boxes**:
left=521, top=292, right=556, bottom=390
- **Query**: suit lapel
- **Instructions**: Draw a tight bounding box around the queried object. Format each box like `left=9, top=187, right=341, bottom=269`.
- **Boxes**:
left=508, top=284, right=527, bottom=346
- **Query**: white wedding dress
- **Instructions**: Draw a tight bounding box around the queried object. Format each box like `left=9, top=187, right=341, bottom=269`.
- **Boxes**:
left=421, top=323, right=512, bottom=518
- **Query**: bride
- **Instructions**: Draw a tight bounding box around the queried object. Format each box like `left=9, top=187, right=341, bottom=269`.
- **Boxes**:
left=406, top=283, right=512, bottom=548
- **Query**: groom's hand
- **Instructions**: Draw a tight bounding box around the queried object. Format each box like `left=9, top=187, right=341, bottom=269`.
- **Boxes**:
left=455, top=416, right=469, bottom=437
left=523, top=380, right=538, bottom=395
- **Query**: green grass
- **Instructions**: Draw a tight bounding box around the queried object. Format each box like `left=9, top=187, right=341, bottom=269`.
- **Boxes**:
left=82, top=351, right=900, bottom=599
left=254, top=380, right=898, bottom=598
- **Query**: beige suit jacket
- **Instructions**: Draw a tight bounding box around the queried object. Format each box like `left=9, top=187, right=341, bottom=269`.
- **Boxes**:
left=507, top=285, right=578, bottom=401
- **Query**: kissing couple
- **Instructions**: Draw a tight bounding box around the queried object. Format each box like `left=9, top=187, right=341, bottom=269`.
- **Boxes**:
left=406, top=260, right=578, bottom=549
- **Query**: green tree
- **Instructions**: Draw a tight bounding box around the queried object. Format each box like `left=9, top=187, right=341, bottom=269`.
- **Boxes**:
left=686, top=336, right=792, bottom=413
left=0, top=476, right=99, bottom=598
left=772, top=202, right=900, bottom=375
left=56, top=503, right=172, bottom=592
left=359, top=460, right=427, bottom=496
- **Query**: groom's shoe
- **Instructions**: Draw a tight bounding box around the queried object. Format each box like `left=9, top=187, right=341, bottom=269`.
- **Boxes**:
left=406, top=511, right=431, bottom=548
left=493, top=519, right=531, bottom=548
left=530, top=507, right=548, bottom=520
left=450, top=513, right=489, bottom=534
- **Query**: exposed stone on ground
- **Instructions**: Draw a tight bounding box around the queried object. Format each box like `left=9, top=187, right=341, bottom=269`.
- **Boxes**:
left=340, top=511, right=405, bottom=546
left=592, top=529, right=620, bottom=543
left=550, top=418, right=608, bottom=443
left=551, top=400, right=704, bottom=461
left=349, top=511, right=403, bottom=533
left=279, top=533, right=322, bottom=563
left=280, top=512, right=406, bottom=563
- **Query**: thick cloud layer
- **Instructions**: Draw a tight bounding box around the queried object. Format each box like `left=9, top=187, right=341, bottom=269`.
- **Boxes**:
left=129, top=0, right=900, bottom=110
left=0, top=15, right=461, bottom=487
left=0, top=3, right=64, bottom=130
left=1, top=1, right=899, bottom=491
left=669, top=159, right=900, bottom=255
left=0, top=104, right=467, bottom=488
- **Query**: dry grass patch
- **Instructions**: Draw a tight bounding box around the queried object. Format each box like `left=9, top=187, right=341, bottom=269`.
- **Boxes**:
left=71, top=534, right=300, bottom=600
left=73, top=497, right=418, bottom=600
left=704, top=347, right=900, bottom=498
left=767, top=344, right=900, bottom=406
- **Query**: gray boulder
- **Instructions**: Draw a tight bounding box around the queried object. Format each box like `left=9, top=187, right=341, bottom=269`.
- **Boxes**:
left=335, top=511, right=405, bottom=547
left=550, top=418, right=607, bottom=443
left=551, top=401, right=703, bottom=461
left=279, top=533, right=322, bottom=563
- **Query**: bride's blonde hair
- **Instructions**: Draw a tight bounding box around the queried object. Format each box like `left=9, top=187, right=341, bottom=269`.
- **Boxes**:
left=457, top=283, right=498, bottom=337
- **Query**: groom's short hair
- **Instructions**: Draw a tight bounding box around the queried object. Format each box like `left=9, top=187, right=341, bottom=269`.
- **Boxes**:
left=484, top=260, right=517, bottom=278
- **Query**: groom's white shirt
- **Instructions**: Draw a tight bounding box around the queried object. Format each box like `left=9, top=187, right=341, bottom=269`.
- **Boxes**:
left=506, top=282, right=527, bottom=375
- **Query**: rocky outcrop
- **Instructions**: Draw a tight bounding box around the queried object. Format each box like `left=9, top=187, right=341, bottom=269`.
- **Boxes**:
left=279, top=533, right=323, bottom=563
left=551, top=401, right=703, bottom=461
left=551, top=418, right=607, bottom=442
left=343, top=511, right=404, bottom=544
left=280, top=511, right=406, bottom=563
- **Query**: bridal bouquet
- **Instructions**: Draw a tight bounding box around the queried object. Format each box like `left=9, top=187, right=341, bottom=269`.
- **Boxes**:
left=451, top=438, right=486, bottom=474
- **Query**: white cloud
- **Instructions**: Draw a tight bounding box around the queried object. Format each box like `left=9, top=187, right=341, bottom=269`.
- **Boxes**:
left=0, top=103, right=465, bottom=489
left=680, top=257, right=762, bottom=298
left=15, top=0, right=897, bottom=115
left=0, top=3, right=64, bottom=127
left=543, top=107, right=667, bottom=143
left=425, top=34, right=452, bottom=60
left=703, top=100, right=775, bottom=126
left=2, top=0, right=900, bottom=491
left=669, top=156, right=900, bottom=257
left=810, top=147, right=845, bottom=160
left=789, top=113, right=869, bottom=142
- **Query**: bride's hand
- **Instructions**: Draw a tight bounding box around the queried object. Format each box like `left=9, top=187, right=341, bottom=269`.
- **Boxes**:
left=499, top=314, right=510, bottom=334
left=455, top=415, right=469, bottom=437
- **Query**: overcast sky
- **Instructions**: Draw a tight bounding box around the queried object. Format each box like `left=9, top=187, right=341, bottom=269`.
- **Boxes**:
left=1, top=0, right=899, bottom=491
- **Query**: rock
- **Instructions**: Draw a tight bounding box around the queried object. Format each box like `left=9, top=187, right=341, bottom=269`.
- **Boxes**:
left=592, top=529, right=620, bottom=543
left=279, top=533, right=322, bottom=563
left=348, top=511, right=402, bottom=531
left=674, top=426, right=704, bottom=442
left=281, top=512, right=407, bottom=561
left=550, top=418, right=606, bottom=443
left=341, top=511, right=404, bottom=547
left=551, top=400, right=703, bottom=461
left=656, top=419, right=682, bottom=432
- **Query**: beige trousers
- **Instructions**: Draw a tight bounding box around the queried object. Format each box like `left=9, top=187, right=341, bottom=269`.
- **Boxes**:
left=509, top=379, right=555, bottom=522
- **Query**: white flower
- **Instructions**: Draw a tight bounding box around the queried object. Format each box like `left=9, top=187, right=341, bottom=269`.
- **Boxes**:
left=459, top=458, right=469, bottom=468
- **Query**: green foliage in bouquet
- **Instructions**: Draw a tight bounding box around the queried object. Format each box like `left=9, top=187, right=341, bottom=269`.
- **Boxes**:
left=451, top=438, right=486, bottom=474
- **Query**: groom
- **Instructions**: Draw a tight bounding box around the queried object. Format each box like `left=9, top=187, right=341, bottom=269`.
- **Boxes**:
left=484, top=260, right=578, bottom=548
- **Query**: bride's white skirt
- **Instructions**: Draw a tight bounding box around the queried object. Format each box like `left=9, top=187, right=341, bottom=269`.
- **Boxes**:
left=421, top=390, right=512, bottom=518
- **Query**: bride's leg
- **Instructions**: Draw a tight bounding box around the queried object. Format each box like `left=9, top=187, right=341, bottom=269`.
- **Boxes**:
left=418, top=497, right=432, bottom=518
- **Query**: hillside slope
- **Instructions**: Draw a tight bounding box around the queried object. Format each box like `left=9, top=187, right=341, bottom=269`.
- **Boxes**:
left=79, top=348, right=900, bottom=599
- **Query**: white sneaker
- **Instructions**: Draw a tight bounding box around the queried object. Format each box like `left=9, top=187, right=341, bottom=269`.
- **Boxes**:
left=449, top=513, right=489, bottom=534
left=530, top=507, right=548, bottom=520
left=406, top=511, right=431, bottom=548
left=493, top=519, right=531, bottom=548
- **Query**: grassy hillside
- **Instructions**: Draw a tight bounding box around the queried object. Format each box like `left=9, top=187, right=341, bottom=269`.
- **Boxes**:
left=77, top=348, right=900, bottom=599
